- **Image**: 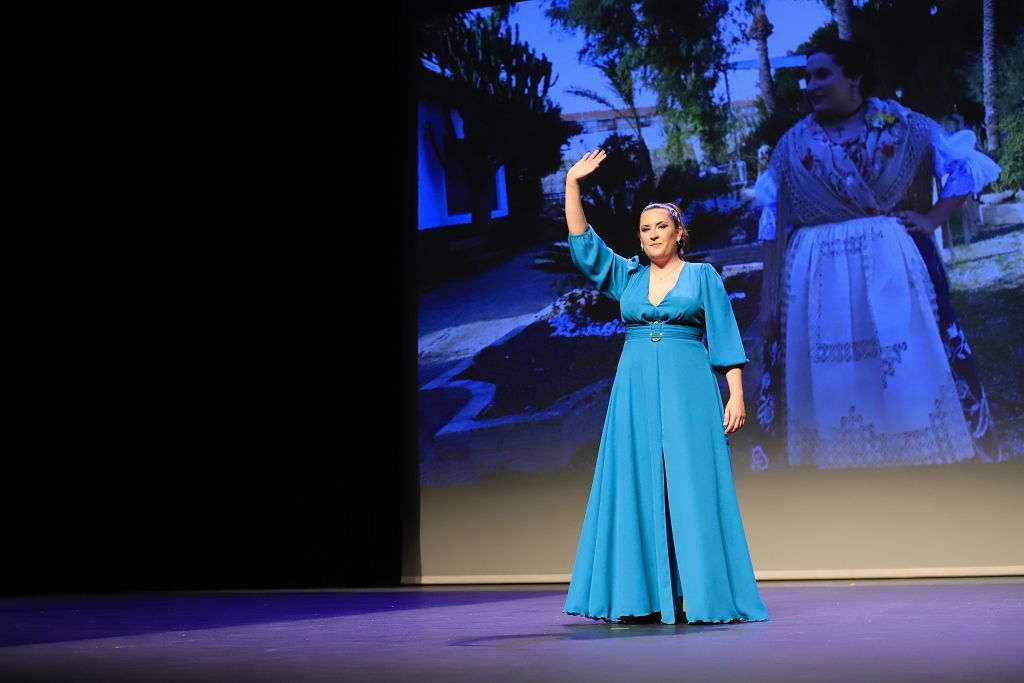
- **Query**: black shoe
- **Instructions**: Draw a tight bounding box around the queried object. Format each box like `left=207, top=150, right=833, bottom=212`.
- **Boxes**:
left=618, top=612, right=660, bottom=624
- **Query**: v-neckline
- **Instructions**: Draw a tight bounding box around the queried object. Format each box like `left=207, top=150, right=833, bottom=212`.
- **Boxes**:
left=646, top=261, right=686, bottom=307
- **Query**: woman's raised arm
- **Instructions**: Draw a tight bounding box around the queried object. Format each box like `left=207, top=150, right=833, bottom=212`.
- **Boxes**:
left=562, top=151, right=639, bottom=302
left=565, top=150, right=607, bottom=235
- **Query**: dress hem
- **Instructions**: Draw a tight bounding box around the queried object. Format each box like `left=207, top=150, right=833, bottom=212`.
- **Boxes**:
left=563, top=609, right=770, bottom=625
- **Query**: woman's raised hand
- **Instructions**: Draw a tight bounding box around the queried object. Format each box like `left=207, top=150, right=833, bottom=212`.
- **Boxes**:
left=566, top=150, right=607, bottom=184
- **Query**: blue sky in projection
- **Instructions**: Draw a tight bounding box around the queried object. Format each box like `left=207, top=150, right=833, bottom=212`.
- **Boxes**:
left=472, top=0, right=830, bottom=111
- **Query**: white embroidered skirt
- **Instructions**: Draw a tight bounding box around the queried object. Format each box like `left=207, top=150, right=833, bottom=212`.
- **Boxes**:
left=781, top=215, right=974, bottom=468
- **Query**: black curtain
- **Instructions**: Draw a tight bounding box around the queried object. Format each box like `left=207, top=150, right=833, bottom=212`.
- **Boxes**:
left=3, top=1, right=420, bottom=592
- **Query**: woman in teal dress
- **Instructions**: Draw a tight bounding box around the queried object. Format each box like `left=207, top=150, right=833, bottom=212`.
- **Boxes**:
left=562, top=150, right=770, bottom=625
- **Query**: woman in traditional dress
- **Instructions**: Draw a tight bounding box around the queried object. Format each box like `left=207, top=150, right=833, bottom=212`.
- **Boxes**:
left=755, top=37, right=1003, bottom=469
left=562, top=150, right=770, bottom=625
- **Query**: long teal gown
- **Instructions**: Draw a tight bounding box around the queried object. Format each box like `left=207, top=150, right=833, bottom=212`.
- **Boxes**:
left=563, top=223, right=770, bottom=625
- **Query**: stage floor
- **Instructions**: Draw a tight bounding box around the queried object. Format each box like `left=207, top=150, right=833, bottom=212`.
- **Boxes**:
left=0, top=577, right=1022, bottom=682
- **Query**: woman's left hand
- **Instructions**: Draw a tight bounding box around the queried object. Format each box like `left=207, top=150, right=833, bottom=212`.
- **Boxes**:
left=724, top=397, right=745, bottom=434
left=891, top=209, right=935, bottom=235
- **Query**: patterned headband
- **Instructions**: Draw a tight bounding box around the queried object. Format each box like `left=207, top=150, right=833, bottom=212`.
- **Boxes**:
left=642, top=203, right=682, bottom=226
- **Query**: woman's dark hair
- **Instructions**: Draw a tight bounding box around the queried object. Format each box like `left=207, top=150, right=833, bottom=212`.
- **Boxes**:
left=804, top=36, right=874, bottom=97
left=639, top=201, right=690, bottom=255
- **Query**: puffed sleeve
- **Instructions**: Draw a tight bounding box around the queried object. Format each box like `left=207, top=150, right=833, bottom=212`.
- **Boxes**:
left=567, top=222, right=641, bottom=302
left=928, top=119, right=1002, bottom=197
left=700, top=263, right=750, bottom=375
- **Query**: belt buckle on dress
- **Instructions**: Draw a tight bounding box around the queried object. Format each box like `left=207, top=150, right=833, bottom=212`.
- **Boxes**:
left=649, top=320, right=664, bottom=342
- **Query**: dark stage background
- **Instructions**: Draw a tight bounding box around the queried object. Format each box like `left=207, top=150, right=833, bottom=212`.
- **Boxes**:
left=2, top=1, right=439, bottom=593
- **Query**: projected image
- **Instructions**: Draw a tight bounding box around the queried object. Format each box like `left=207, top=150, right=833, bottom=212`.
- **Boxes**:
left=417, top=0, right=1024, bottom=485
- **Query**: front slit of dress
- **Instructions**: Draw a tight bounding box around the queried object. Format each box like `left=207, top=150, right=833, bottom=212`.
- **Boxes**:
left=663, top=447, right=685, bottom=618
left=642, top=335, right=677, bottom=623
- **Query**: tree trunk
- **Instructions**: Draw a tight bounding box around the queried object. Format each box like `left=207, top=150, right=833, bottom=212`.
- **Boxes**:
left=960, top=195, right=979, bottom=245
left=835, top=0, right=853, bottom=40
left=636, top=134, right=656, bottom=182
left=983, top=0, right=999, bottom=152
left=470, top=182, right=495, bottom=251
left=750, top=1, right=775, bottom=115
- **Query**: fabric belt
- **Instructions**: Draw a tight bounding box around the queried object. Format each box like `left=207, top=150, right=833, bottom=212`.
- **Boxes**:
left=624, top=322, right=703, bottom=343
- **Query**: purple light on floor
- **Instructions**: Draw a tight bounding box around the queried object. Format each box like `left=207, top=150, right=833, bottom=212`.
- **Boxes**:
left=0, top=580, right=1021, bottom=682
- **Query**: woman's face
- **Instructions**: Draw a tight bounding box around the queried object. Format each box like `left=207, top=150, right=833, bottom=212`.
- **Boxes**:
left=805, top=51, right=860, bottom=116
left=639, top=208, right=681, bottom=258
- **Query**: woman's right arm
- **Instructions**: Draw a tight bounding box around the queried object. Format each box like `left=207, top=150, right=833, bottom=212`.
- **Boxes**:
left=754, top=167, right=783, bottom=339
left=566, top=150, right=606, bottom=235
left=563, top=150, right=639, bottom=301
left=754, top=167, right=778, bottom=242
